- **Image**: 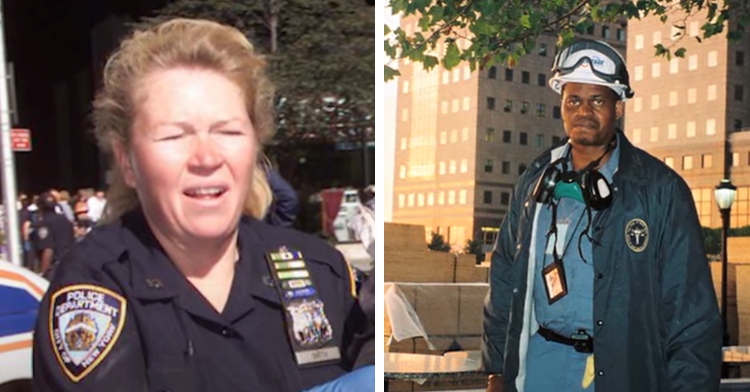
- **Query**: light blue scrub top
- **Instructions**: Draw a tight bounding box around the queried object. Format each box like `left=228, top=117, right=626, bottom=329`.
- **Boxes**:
left=524, top=137, right=620, bottom=392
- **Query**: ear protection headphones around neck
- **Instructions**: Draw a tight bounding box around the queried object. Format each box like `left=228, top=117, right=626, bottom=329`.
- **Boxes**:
left=531, top=141, right=615, bottom=210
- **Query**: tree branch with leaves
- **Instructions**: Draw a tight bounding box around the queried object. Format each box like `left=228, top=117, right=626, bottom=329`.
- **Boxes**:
left=385, top=0, right=750, bottom=80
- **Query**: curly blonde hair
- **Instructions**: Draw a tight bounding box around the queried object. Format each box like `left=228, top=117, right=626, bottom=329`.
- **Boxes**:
left=93, top=18, right=274, bottom=223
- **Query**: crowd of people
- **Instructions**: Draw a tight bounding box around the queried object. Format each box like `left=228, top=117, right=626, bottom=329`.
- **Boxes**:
left=16, top=188, right=107, bottom=275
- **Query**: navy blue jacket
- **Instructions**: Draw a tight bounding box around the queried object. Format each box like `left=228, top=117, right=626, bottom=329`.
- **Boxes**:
left=481, top=132, right=721, bottom=392
left=33, top=208, right=360, bottom=391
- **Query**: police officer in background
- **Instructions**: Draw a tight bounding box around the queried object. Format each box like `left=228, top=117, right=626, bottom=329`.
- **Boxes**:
left=33, top=18, right=371, bottom=391
left=31, top=192, right=75, bottom=277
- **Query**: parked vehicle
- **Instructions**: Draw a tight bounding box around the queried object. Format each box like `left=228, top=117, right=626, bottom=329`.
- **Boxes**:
left=0, top=261, right=48, bottom=392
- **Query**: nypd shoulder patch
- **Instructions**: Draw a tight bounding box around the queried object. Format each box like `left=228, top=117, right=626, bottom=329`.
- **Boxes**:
left=625, top=218, right=649, bottom=253
left=49, top=284, right=127, bottom=382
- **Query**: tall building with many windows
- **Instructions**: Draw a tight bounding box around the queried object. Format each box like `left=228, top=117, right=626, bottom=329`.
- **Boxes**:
left=624, top=11, right=750, bottom=228
left=392, top=18, right=627, bottom=250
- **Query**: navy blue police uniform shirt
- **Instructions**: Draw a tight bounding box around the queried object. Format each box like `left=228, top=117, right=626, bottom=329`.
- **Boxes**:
left=33, top=208, right=360, bottom=392
left=33, top=211, right=75, bottom=257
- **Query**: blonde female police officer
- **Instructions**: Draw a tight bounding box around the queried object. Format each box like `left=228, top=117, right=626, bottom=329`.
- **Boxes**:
left=33, top=19, right=368, bottom=391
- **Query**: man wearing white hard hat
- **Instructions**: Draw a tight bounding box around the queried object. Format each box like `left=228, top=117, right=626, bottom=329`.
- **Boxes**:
left=481, top=39, right=720, bottom=392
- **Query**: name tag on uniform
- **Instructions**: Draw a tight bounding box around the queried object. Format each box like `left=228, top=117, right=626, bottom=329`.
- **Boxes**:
left=265, top=247, right=341, bottom=367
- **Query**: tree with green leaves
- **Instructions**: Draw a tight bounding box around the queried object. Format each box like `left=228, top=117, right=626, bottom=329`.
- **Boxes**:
left=137, top=0, right=374, bottom=158
left=428, top=231, right=452, bottom=252
left=384, top=0, right=750, bottom=79
left=463, top=238, right=485, bottom=262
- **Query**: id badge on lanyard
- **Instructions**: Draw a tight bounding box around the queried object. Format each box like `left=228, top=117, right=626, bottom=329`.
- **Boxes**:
left=265, top=247, right=341, bottom=367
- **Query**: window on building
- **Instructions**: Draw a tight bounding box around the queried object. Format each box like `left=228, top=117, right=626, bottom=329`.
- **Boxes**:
left=483, top=191, right=492, bottom=204
left=521, top=101, right=529, bottom=114
left=634, top=65, right=644, bottom=81
left=664, top=157, right=674, bottom=168
left=485, top=159, right=494, bottom=173
left=536, top=103, right=546, bottom=117
left=438, top=191, right=445, bottom=205
left=449, top=160, right=456, bottom=174
left=633, top=128, right=642, bottom=144
left=735, top=119, right=744, bottom=132
left=485, top=128, right=495, bottom=142
left=689, top=54, right=698, bottom=70
left=686, top=121, right=696, bottom=138
left=505, top=68, right=514, bottom=81
left=448, top=191, right=456, bottom=205
left=398, top=194, right=405, bottom=208
left=439, top=161, right=445, bottom=175
left=502, top=161, right=511, bottom=174
left=399, top=165, right=406, bottom=179
left=520, top=132, right=528, bottom=145
left=702, top=154, right=713, bottom=168
left=459, top=190, right=467, bottom=205
left=504, top=100, right=513, bottom=112
left=427, top=193, right=434, bottom=206
left=687, top=88, right=696, bottom=104
left=617, top=28, right=626, bottom=41
left=708, top=85, right=717, bottom=101
left=481, top=227, right=500, bottom=246
left=500, top=192, right=510, bottom=205
left=669, top=58, right=679, bottom=74
left=635, top=34, right=644, bottom=49
left=738, top=51, right=745, bottom=67
left=537, top=73, right=547, bottom=87
left=522, top=71, right=530, bottom=84
left=708, top=51, right=718, bottom=67
left=651, top=94, right=660, bottom=109
left=487, top=97, right=496, bottom=110
left=539, top=43, right=548, bottom=56
left=460, top=159, right=468, bottom=173
left=706, top=119, right=716, bottom=136
left=417, top=193, right=424, bottom=207
left=652, top=63, right=661, bottom=78
left=503, top=130, right=512, bottom=143
left=683, top=155, right=693, bottom=170
left=518, top=164, right=527, bottom=175
left=735, top=85, right=744, bottom=101
left=733, top=152, right=740, bottom=167
left=602, top=25, right=610, bottom=39
left=553, top=105, right=561, bottom=119
left=408, top=193, right=415, bottom=207
left=535, top=134, right=544, bottom=148
left=488, top=66, right=497, bottom=79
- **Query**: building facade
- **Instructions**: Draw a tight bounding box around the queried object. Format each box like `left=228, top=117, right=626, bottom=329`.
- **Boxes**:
left=392, top=17, right=627, bottom=250
left=624, top=10, right=750, bottom=228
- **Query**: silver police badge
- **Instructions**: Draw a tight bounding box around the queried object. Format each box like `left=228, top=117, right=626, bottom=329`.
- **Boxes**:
left=625, top=218, right=649, bottom=252
left=287, top=299, right=333, bottom=347
left=49, top=285, right=127, bottom=382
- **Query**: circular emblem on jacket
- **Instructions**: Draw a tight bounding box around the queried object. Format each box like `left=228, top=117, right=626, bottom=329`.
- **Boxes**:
left=625, top=218, right=649, bottom=252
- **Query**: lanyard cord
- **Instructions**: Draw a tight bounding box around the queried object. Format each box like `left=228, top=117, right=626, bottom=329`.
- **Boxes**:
left=543, top=200, right=587, bottom=268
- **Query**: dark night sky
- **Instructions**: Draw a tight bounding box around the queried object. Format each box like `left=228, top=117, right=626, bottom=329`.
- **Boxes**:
left=3, top=0, right=167, bottom=194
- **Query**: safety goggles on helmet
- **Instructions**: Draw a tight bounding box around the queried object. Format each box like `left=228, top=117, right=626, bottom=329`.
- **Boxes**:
left=549, top=39, right=634, bottom=100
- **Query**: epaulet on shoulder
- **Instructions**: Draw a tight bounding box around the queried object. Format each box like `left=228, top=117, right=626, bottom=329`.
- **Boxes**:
left=242, top=218, right=347, bottom=276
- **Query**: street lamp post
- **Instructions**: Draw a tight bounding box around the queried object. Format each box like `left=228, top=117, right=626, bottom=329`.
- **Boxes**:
left=715, top=179, right=736, bottom=362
